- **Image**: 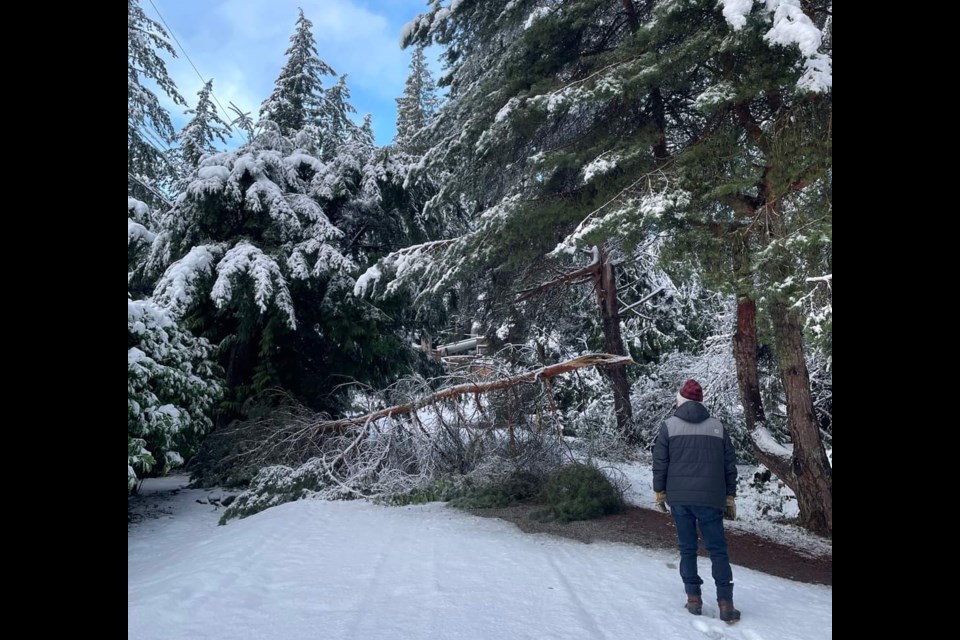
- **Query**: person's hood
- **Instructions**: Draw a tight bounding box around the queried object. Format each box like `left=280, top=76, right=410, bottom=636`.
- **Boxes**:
left=674, top=401, right=710, bottom=423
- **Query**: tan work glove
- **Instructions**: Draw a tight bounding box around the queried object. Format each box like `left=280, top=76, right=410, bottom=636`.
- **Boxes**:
left=655, top=491, right=668, bottom=513
left=724, top=495, right=736, bottom=520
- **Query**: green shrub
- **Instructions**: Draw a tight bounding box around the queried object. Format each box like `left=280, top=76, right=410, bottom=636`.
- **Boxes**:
left=448, top=470, right=543, bottom=509
left=386, top=476, right=474, bottom=506
left=539, top=463, right=623, bottom=522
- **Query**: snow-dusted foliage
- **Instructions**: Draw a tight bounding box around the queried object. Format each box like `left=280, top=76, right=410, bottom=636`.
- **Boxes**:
left=151, top=142, right=355, bottom=326
left=128, top=198, right=156, bottom=274
left=211, top=242, right=298, bottom=328
left=129, top=197, right=160, bottom=293
left=128, top=297, right=221, bottom=491
left=127, top=0, right=185, bottom=208
left=395, top=46, right=440, bottom=152
left=178, top=79, right=231, bottom=170
left=152, top=244, right=224, bottom=317
left=258, top=8, right=335, bottom=136
left=719, top=0, right=832, bottom=93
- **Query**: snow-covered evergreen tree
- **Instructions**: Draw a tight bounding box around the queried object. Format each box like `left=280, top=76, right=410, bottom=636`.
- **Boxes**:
left=317, top=75, right=359, bottom=158
left=179, top=79, right=232, bottom=171
left=128, top=297, right=222, bottom=491
left=395, top=46, right=439, bottom=152
left=258, top=8, right=335, bottom=136
left=147, top=12, right=411, bottom=422
left=129, top=197, right=157, bottom=295
left=127, top=0, right=186, bottom=211
left=149, top=125, right=353, bottom=403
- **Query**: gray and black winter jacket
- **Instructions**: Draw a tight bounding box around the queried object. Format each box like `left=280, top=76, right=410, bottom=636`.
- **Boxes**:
left=652, top=401, right=737, bottom=510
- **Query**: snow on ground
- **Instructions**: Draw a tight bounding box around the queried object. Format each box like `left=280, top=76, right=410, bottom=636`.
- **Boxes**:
left=129, top=477, right=831, bottom=640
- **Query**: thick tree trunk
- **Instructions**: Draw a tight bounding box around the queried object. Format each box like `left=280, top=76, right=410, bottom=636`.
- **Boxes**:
left=771, top=299, right=833, bottom=536
left=596, top=246, right=633, bottom=433
left=620, top=0, right=639, bottom=32
left=733, top=295, right=765, bottom=432
left=730, top=234, right=792, bottom=482
left=216, top=336, right=256, bottom=429
left=732, top=295, right=793, bottom=483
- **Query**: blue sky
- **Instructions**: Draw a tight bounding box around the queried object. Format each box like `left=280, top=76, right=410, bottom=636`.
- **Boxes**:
left=147, top=0, right=439, bottom=147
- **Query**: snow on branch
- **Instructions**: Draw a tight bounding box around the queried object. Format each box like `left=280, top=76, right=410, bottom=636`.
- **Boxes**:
left=353, top=239, right=456, bottom=297
left=751, top=425, right=794, bottom=461
left=212, top=242, right=297, bottom=329
left=552, top=176, right=688, bottom=256
left=128, top=218, right=156, bottom=245
left=718, top=0, right=832, bottom=93
left=153, top=244, right=226, bottom=317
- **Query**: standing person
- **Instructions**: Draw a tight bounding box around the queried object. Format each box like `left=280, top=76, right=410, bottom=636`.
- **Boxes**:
left=652, top=379, right=741, bottom=622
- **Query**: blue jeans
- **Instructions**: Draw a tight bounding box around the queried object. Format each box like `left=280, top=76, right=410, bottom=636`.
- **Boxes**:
left=670, top=504, right=733, bottom=601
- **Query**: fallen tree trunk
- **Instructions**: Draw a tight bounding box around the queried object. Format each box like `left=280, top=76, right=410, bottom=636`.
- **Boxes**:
left=314, top=353, right=634, bottom=432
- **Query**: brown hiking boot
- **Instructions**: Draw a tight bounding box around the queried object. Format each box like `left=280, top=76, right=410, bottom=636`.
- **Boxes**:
left=718, top=599, right=741, bottom=623
left=685, top=595, right=703, bottom=615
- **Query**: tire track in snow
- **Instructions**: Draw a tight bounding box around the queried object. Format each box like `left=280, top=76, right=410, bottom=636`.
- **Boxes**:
left=546, top=551, right=607, bottom=638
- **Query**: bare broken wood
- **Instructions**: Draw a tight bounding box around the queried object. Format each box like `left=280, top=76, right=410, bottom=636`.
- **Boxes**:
left=515, top=246, right=601, bottom=302
left=312, top=353, right=633, bottom=432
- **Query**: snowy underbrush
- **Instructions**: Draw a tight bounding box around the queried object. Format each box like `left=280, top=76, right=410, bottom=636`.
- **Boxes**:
left=217, top=390, right=572, bottom=525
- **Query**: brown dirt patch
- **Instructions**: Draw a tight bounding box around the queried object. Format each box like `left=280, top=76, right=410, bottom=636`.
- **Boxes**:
left=466, top=504, right=832, bottom=586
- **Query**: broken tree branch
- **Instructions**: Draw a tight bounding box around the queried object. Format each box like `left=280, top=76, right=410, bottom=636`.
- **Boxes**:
left=312, top=353, right=633, bottom=432
left=619, top=286, right=666, bottom=315
left=516, top=246, right=601, bottom=301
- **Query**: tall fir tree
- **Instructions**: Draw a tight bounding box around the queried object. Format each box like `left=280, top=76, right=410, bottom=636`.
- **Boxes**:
left=259, top=8, right=335, bottom=136
left=148, top=13, right=410, bottom=431
left=127, top=0, right=186, bottom=211
left=317, top=75, right=358, bottom=158
left=179, top=79, right=232, bottom=171
left=395, top=46, right=439, bottom=152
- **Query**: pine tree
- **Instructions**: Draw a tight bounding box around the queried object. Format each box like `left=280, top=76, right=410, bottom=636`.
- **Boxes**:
left=395, top=46, right=439, bottom=152
left=179, top=79, right=231, bottom=170
left=127, top=0, right=186, bottom=210
left=316, top=74, right=362, bottom=160
left=149, top=126, right=355, bottom=410
left=259, top=8, right=335, bottom=136
left=149, top=85, right=408, bottom=428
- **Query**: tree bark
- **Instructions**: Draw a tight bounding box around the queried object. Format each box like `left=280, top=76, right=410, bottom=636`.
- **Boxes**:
left=595, top=246, right=633, bottom=433
left=620, top=0, right=639, bottom=32
left=732, top=294, right=794, bottom=481
left=730, top=235, right=794, bottom=482
left=770, top=299, right=833, bottom=536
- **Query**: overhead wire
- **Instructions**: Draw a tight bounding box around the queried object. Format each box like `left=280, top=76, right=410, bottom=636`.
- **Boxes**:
left=147, top=0, right=235, bottom=131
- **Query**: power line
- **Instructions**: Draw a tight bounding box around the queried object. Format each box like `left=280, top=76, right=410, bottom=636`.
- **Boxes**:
left=147, top=0, right=235, bottom=130
left=128, top=171, right=174, bottom=208
left=139, top=123, right=172, bottom=152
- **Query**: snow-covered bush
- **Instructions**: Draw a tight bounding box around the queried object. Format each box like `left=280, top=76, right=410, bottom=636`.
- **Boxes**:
left=128, top=297, right=222, bottom=491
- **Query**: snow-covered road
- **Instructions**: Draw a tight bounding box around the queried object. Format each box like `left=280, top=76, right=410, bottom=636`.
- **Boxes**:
left=129, top=479, right=831, bottom=640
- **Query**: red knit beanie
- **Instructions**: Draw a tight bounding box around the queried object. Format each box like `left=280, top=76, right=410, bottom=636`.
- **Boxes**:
left=679, top=379, right=703, bottom=402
